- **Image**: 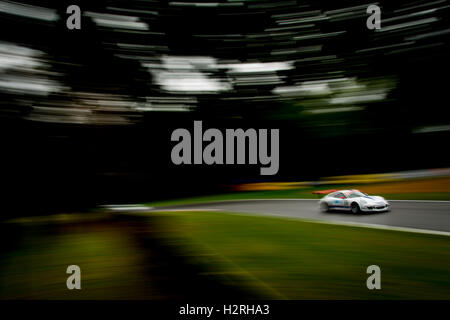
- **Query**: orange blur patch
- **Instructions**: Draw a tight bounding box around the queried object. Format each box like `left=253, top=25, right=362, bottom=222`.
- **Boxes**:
left=312, top=189, right=337, bottom=195
left=232, top=182, right=306, bottom=191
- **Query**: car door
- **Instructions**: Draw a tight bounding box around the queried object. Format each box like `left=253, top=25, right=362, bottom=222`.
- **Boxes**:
left=330, top=192, right=348, bottom=210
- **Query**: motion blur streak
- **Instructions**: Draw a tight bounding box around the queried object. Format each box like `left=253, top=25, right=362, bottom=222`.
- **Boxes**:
left=0, top=0, right=449, bottom=300
left=0, top=1, right=58, bottom=21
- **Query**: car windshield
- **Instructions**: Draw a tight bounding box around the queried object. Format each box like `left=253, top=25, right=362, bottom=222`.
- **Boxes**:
left=348, top=191, right=367, bottom=198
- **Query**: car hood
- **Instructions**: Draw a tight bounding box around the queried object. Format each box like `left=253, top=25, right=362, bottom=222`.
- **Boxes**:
left=359, top=196, right=386, bottom=205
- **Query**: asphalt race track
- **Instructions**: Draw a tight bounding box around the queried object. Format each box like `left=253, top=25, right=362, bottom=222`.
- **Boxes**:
left=157, top=199, right=450, bottom=234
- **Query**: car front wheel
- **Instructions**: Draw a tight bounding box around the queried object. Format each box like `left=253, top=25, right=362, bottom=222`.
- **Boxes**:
left=351, top=202, right=361, bottom=214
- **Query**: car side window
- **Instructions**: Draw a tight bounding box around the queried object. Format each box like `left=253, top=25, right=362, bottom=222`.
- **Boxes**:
left=334, top=192, right=346, bottom=199
left=348, top=193, right=358, bottom=198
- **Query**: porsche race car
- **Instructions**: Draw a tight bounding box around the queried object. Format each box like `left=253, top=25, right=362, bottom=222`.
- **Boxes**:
left=318, top=190, right=389, bottom=213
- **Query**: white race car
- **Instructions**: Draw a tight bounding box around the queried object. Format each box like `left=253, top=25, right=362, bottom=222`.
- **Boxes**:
left=318, top=190, right=389, bottom=214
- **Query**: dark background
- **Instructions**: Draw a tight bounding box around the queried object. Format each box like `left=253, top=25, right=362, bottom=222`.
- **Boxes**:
left=1, top=0, right=449, bottom=215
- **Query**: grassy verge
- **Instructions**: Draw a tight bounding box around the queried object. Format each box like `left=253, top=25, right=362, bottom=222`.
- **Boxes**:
left=145, top=187, right=324, bottom=207
left=152, top=210, right=450, bottom=299
left=374, top=192, right=450, bottom=201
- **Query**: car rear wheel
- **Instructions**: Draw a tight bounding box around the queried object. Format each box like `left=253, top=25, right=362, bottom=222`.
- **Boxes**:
left=351, top=202, right=361, bottom=214
left=320, top=202, right=329, bottom=212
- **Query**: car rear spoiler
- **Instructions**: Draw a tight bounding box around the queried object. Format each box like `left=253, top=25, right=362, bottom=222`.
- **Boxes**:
left=312, top=189, right=338, bottom=198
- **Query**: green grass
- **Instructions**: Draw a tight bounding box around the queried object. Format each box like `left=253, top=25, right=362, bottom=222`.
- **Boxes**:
left=0, top=219, right=158, bottom=299
left=2, top=210, right=449, bottom=299
left=152, top=210, right=450, bottom=299
left=145, top=187, right=450, bottom=208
